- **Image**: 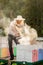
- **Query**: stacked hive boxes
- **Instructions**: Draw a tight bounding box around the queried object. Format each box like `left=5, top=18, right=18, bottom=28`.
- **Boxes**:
left=0, top=37, right=10, bottom=58
left=38, top=49, right=43, bottom=60
left=0, top=37, right=16, bottom=58
left=0, top=37, right=43, bottom=63
left=16, top=42, right=43, bottom=62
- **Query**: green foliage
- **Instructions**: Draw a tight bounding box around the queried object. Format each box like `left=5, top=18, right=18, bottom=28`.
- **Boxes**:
left=0, top=27, right=6, bottom=36
left=22, top=0, right=43, bottom=37
left=12, top=63, right=17, bottom=65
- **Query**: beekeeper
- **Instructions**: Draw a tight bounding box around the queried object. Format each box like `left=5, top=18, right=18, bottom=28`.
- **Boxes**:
left=8, top=15, right=38, bottom=60
left=8, top=15, right=26, bottom=60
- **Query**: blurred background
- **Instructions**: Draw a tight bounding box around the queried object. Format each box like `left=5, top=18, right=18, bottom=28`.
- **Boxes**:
left=0, top=0, right=43, bottom=37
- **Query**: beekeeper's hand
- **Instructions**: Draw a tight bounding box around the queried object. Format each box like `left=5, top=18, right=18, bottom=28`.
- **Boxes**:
left=15, top=32, right=20, bottom=37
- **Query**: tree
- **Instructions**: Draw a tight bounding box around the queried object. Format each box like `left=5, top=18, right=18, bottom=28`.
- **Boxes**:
left=22, top=0, right=43, bottom=37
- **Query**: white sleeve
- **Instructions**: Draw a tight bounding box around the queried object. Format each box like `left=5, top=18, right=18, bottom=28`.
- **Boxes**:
left=10, top=19, right=17, bottom=29
left=9, top=21, right=16, bottom=35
